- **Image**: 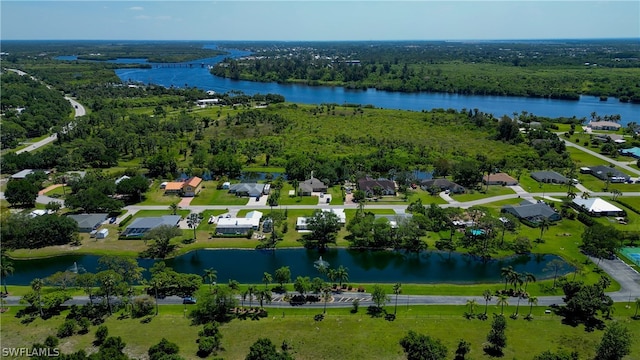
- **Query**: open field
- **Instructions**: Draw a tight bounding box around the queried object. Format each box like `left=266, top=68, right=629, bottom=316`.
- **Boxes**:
left=190, top=182, right=249, bottom=206
left=1, top=304, right=638, bottom=360
left=137, top=180, right=182, bottom=206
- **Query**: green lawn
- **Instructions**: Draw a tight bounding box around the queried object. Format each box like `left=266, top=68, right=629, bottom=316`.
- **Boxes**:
left=190, top=183, right=249, bottom=206
left=138, top=180, right=183, bottom=206
left=566, top=147, right=612, bottom=168
left=451, top=185, right=516, bottom=202
left=1, top=304, right=638, bottom=360
left=518, top=174, right=570, bottom=195
left=197, top=210, right=229, bottom=231
left=327, top=186, right=345, bottom=205
left=406, top=188, right=449, bottom=205
left=43, top=185, right=68, bottom=198
left=576, top=173, right=640, bottom=193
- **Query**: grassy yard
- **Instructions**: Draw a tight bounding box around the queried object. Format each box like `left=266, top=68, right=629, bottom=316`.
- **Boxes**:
left=576, top=173, right=640, bottom=193
left=43, top=185, right=68, bottom=198
left=137, top=180, right=182, bottom=206
left=1, top=304, right=638, bottom=360
left=518, top=174, right=570, bottom=195
left=190, top=182, right=248, bottom=206
left=451, top=185, right=516, bottom=202
left=327, top=186, right=345, bottom=205
left=566, top=147, right=613, bottom=168
left=196, top=210, right=229, bottom=231
left=406, top=188, right=448, bottom=205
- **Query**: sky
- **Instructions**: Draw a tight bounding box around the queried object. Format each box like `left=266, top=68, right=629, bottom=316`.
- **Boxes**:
left=1, top=1, right=639, bottom=41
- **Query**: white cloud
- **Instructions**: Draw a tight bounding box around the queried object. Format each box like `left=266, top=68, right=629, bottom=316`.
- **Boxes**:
left=129, top=6, right=144, bottom=11
left=135, top=15, right=150, bottom=20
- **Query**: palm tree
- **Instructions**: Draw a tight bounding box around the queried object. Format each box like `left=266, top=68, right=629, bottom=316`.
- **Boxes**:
left=500, top=266, right=514, bottom=291
left=509, top=271, right=523, bottom=292
left=634, top=297, right=640, bottom=318
left=247, top=285, right=257, bottom=308
left=335, top=266, right=349, bottom=289
left=538, top=218, right=550, bottom=242
left=566, top=189, right=577, bottom=200
left=203, top=268, right=217, bottom=291
left=186, top=213, right=201, bottom=239
left=241, top=289, right=248, bottom=308
left=522, top=273, right=536, bottom=294
left=1, top=256, right=14, bottom=295
left=147, top=277, right=163, bottom=316
left=527, top=296, right=538, bottom=317
left=497, top=294, right=509, bottom=315
left=262, top=272, right=273, bottom=289
left=483, top=289, right=492, bottom=315
left=581, top=192, right=591, bottom=199
left=611, top=189, right=622, bottom=201
left=326, top=268, right=338, bottom=286
left=257, top=289, right=272, bottom=309
left=322, top=285, right=332, bottom=314
left=30, top=278, right=44, bottom=317
left=466, top=298, right=478, bottom=317
left=393, top=283, right=402, bottom=315
left=514, top=294, right=522, bottom=316
left=169, top=202, right=180, bottom=215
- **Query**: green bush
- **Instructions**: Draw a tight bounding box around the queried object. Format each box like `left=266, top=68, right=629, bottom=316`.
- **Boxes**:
left=94, top=325, right=108, bottom=345
left=57, top=319, right=76, bottom=338
left=119, top=214, right=133, bottom=227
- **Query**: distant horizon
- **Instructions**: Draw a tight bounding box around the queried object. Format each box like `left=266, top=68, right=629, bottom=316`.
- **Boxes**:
left=2, top=1, right=638, bottom=41
left=2, top=37, right=638, bottom=42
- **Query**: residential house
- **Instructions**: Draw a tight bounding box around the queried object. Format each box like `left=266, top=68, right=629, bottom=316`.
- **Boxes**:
left=530, top=171, right=569, bottom=184
left=571, top=198, right=626, bottom=217
left=121, top=215, right=182, bottom=238
left=216, top=211, right=263, bottom=235
left=501, top=201, right=562, bottom=224
left=482, top=172, right=518, bottom=186
left=162, top=176, right=203, bottom=197
left=114, top=175, right=130, bottom=185
left=10, top=169, right=51, bottom=180
left=228, top=183, right=267, bottom=197
left=358, top=177, right=396, bottom=196
left=588, top=121, right=621, bottom=131
left=299, top=177, right=328, bottom=196
left=297, top=209, right=346, bottom=231
left=586, top=165, right=630, bottom=183
left=593, top=134, right=625, bottom=144
left=419, top=178, right=466, bottom=194
left=68, top=213, right=108, bottom=233
left=374, top=213, right=413, bottom=228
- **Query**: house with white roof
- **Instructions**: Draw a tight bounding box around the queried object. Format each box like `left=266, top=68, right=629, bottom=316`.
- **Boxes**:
left=571, top=198, right=626, bottom=217
left=216, top=211, right=263, bottom=235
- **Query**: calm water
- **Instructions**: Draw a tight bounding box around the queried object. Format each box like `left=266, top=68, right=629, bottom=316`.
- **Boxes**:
left=54, top=45, right=640, bottom=123
left=8, top=249, right=572, bottom=285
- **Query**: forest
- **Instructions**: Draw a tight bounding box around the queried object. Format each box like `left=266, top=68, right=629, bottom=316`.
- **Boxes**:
left=211, top=40, right=640, bottom=101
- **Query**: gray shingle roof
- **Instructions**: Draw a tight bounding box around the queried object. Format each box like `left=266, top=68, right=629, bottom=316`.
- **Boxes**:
left=67, top=213, right=108, bottom=229
left=530, top=171, right=569, bottom=183
left=502, top=203, right=560, bottom=222
left=122, top=215, right=182, bottom=237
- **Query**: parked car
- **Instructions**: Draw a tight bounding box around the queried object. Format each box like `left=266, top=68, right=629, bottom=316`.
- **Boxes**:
left=109, top=217, right=117, bottom=224
left=182, top=297, right=196, bottom=304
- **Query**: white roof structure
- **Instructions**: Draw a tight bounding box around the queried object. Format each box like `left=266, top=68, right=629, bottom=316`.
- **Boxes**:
left=572, top=198, right=623, bottom=213
left=322, top=208, right=346, bottom=224
left=115, top=175, right=130, bottom=184
left=217, top=211, right=263, bottom=230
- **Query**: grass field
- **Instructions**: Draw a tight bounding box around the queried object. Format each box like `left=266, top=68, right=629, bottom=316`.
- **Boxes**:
left=1, top=304, right=638, bottom=360
left=190, top=183, right=249, bottom=206
left=451, top=185, right=516, bottom=202
left=138, top=181, right=182, bottom=206
left=518, top=175, right=570, bottom=195
left=196, top=210, right=229, bottom=231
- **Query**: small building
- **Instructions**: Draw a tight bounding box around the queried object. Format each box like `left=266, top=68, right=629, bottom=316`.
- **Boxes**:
left=579, top=167, right=591, bottom=174
left=374, top=213, right=414, bottom=228
left=322, top=208, right=346, bottom=225
left=216, top=211, right=263, bottom=235
left=501, top=201, right=562, bottom=224
left=222, top=181, right=231, bottom=189
left=530, top=171, right=569, bottom=184
left=299, top=177, right=328, bottom=196
left=262, top=218, right=274, bottom=233
left=419, top=178, right=466, bottom=194
left=587, top=165, right=630, bottom=183
left=68, top=213, right=108, bottom=233
left=196, top=98, right=220, bottom=107
left=96, top=228, right=109, bottom=239
left=296, top=217, right=310, bottom=231
left=228, top=183, right=266, bottom=197
left=588, top=121, right=621, bottom=131
left=121, top=215, right=182, bottom=238
left=114, top=175, right=130, bottom=185
left=10, top=169, right=51, bottom=180
left=182, top=176, right=203, bottom=197
left=357, top=177, right=396, bottom=196
left=483, top=173, right=518, bottom=186
left=571, top=198, right=626, bottom=217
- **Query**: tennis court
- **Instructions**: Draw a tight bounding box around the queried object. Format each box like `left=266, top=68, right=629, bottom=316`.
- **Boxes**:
left=620, top=247, right=640, bottom=265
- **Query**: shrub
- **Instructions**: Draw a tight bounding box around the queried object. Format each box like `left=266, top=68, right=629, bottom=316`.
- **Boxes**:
left=94, top=325, right=108, bottom=345
left=577, top=213, right=595, bottom=226
left=57, top=319, right=76, bottom=338
left=132, top=296, right=155, bottom=318
left=77, top=317, right=91, bottom=334
left=44, top=336, right=59, bottom=348
left=197, top=336, right=221, bottom=357
left=119, top=214, right=133, bottom=227
left=351, top=299, right=360, bottom=313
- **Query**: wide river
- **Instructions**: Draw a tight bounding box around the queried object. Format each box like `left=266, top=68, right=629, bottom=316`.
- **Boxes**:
left=87, top=46, right=640, bottom=124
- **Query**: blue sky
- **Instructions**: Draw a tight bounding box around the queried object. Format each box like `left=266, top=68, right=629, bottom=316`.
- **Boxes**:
left=2, top=1, right=639, bottom=41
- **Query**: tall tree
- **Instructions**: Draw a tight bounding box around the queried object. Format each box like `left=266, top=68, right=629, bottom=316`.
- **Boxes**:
left=483, top=289, right=493, bottom=315
left=30, top=278, right=44, bottom=317
left=302, top=210, right=341, bottom=250
left=595, top=322, right=632, bottom=360
left=274, top=266, right=291, bottom=291
left=393, top=283, right=402, bottom=315
left=186, top=213, right=202, bottom=240
left=497, top=294, right=509, bottom=315
left=484, top=315, right=507, bottom=357
left=399, top=330, right=448, bottom=360
left=527, top=296, right=538, bottom=318
left=203, top=268, right=218, bottom=291
left=371, top=284, right=389, bottom=310
left=0, top=255, right=14, bottom=294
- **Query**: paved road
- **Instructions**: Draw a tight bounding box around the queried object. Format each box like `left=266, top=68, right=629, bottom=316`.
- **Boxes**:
left=563, top=138, right=640, bottom=177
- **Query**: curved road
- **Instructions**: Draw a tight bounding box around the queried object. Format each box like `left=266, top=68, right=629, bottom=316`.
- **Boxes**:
left=7, top=68, right=86, bottom=154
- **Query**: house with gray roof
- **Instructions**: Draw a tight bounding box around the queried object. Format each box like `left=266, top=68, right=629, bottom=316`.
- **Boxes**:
left=121, top=215, right=182, bottom=238
left=357, top=177, right=395, bottom=196
left=420, top=178, right=465, bottom=194
left=228, top=183, right=267, bottom=197
left=530, top=171, right=569, bottom=184
left=299, top=177, right=327, bottom=196
left=501, top=201, right=561, bottom=224
left=67, top=213, right=108, bottom=232
left=586, top=165, right=630, bottom=183
left=11, top=169, right=51, bottom=180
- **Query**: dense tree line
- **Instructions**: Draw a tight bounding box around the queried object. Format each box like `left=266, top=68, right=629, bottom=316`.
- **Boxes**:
left=1, top=213, right=78, bottom=249
left=0, top=72, right=72, bottom=148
